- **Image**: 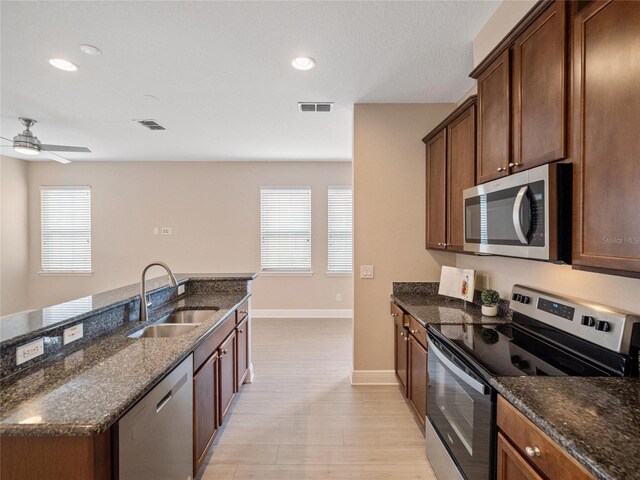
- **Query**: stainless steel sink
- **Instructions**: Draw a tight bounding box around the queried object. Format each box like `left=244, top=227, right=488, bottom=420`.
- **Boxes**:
left=128, top=323, right=201, bottom=339
left=159, top=308, right=218, bottom=324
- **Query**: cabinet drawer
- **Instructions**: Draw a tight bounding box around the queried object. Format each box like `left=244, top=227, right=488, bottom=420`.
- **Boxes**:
left=407, top=315, right=427, bottom=349
left=236, top=300, right=249, bottom=324
left=497, top=396, right=594, bottom=480
left=193, top=313, right=236, bottom=371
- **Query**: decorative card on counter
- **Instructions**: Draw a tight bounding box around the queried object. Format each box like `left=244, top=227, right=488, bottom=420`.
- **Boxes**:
left=438, top=266, right=476, bottom=302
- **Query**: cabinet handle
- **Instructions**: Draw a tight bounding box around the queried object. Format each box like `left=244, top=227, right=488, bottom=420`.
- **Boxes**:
left=391, top=313, right=399, bottom=317
left=399, top=332, right=405, bottom=338
left=509, top=162, right=521, bottom=168
left=497, top=167, right=506, bottom=172
left=525, top=446, right=541, bottom=458
left=438, top=242, right=444, bottom=246
left=221, top=349, right=228, bottom=355
left=238, top=329, right=244, bottom=333
left=404, top=335, right=410, bottom=342
left=411, top=329, right=418, bottom=334
left=239, top=310, right=248, bottom=315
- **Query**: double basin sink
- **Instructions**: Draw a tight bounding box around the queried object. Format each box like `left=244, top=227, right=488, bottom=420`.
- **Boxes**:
left=128, top=308, right=219, bottom=338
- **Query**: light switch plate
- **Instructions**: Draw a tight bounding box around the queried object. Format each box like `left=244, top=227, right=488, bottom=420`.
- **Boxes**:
left=360, top=265, right=374, bottom=279
left=63, top=323, right=84, bottom=345
left=16, top=338, right=44, bottom=365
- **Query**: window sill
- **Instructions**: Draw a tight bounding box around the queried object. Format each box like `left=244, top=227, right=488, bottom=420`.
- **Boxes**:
left=39, top=271, right=94, bottom=276
left=260, top=271, right=314, bottom=277
left=325, top=272, right=353, bottom=277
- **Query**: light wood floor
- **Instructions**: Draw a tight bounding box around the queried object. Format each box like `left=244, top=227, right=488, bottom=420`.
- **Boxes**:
left=196, top=318, right=437, bottom=480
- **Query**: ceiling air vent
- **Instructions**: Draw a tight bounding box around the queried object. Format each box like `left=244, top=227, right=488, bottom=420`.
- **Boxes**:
left=135, top=119, right=166, bottom=131
left=298, top=102, right=333, bottom=113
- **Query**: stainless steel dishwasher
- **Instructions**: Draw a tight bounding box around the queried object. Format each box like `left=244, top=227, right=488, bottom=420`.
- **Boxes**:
left=118, top=354, right=193, bottom=480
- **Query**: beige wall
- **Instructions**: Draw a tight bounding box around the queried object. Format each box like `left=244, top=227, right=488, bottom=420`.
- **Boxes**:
left=473, top=0, right=537, bottom=66
left=0, top=156, right=30, bottom=315
left=352, top=104, right=456, bottom=372
left=22, top=161, right=352, bottom=312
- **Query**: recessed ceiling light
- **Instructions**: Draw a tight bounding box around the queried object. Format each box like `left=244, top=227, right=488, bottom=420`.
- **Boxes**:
left=80, top=44, right=102, bottom=56
left=292, top=56, right=316, bottom=71
left=49, top=58, right=78, bottom=72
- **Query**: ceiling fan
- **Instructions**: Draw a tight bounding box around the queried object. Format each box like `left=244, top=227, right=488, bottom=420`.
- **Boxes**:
left=1, top=118, right=91, bottom=164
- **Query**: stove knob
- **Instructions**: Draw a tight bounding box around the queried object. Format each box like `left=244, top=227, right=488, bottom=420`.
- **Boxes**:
left=581, top=315, right=596, bottom=327
left=512, top=293, right=519, bottom=301
left=595, top=320, right=611, bottom=332
left=521, top=296, right=531, bottom=304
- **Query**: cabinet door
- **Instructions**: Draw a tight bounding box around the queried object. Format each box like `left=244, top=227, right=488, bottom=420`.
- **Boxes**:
left=512, top=1, right=567, bottom=172
left=218, top=331, right=237, bottom=425
left=392, top=305, right=408, bottom=395
left=193, top=353, right=218, bottom=476
left=572, top=0, right=640, bottom=275
left=236, top=316, right=249, bottom=389
left=408, top=334, right=427, bottom=427
left=447, top=105, right=476, bottom=251
left=477, top=49, right=510, bottom=184
left=497, top=433, right=544, bottom=480
left=426, top=128, right=447, bottom=249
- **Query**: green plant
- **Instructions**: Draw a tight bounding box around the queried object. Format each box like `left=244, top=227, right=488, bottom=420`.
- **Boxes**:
left=481, top=289, right=500, bottom=306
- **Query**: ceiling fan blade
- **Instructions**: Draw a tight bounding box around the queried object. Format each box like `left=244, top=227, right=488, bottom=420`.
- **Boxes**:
left=1, top=136, right=14, bottom=145
left=40, top=144, right=91, bottom=153
left=41, top=150, right=71, bottom=164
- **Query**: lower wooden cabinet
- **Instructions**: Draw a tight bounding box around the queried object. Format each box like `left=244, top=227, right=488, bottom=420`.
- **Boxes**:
left=408, top=334, right=427, bottom=427
left=193, top=352, right=218, bottom=476
left=391, top=303, right=408, bottom=395
left=218, top=330, right=237, bottom=425
left=497, top=396, right=595, bottom=480
left=236, top=316, right=249, bottom=388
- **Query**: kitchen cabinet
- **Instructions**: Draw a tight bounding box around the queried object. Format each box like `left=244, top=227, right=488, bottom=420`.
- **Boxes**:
left=471, top=0, right=568, bottom=184
left=218, top=330, right=237, bottom=424
left=236, top=316, right=249, bottom=389
left=407, top=333, right=427, bottom=427
left=391, top=302, right=408, bottom=395
left=476, top=50, right=511, bottom=184
left=571, top=0, right=640, bottom=277
left=497, top=395, right=595, bottom=480
left=423, top=97, right=477, bottom=252
left=193, top=351, right=218, bottom=476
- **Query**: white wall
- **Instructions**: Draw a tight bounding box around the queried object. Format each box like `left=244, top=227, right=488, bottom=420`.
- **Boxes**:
left=21, top=160, right=352, bottom=312
left=352, top=104, right=456, bottom=373
left=458, top=0, right=640, bottom=311
left=0, top=156, right=30, bottom=315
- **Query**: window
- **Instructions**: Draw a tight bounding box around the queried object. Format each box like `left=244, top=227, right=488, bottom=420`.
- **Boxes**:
left=328, top=187, right=353, bottom=274
left=260, top=187, right=311, bottom=272
left=40, top=186, right=92, bottom=273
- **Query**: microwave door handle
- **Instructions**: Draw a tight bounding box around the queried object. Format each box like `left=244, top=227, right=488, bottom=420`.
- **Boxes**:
left=513, top=186, right=530, bottom=244
left=430, top=342, right=488, bottom=395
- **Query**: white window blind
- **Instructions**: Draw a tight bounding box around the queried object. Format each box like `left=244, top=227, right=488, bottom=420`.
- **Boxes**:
left=328, top=187, right=353, bottom=273
left=41, top=186, right=92, bottom=273
left=261, top=187, right=311, bottom=272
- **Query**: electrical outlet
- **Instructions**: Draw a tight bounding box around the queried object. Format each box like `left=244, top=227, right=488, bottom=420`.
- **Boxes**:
left=336, top=293, right=342, bottom=301
left=161, top=227, right=172, bottom=235
left=63, top=323, right=84, bottom=345
left=16, top=338, right=44, bottom=365
left=360, top=265, right=374, bottom=279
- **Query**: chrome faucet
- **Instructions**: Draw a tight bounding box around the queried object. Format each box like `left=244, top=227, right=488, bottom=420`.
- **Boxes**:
left=140, top=261, right=178, bottom=323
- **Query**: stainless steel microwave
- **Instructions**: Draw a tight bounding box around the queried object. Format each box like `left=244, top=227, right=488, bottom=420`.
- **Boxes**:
left=463, top=163, right=572, bottom=262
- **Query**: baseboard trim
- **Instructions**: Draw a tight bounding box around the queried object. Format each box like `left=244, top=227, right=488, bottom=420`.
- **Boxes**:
left=350, top=370, right=398, bottom=385
left=252, top=309, right=353, bottom=319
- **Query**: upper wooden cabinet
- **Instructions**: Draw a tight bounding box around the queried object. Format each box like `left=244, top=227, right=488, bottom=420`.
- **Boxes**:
left=512, top=0, right=567, bottom=171
left=423, top=97, right=477, bottom=252
left=476, top=50, right=511, bottom=184
left=572, top=0, right=640, bottom=276
left=472, top=0, right=568, bottom=184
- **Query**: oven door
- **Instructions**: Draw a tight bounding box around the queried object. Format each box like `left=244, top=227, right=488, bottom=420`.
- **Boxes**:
left=427, top=335, right=492, bottom=480
left=463, top=165, right=550, bottom=260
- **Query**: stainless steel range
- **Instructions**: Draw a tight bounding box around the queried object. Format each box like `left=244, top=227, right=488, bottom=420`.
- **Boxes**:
left=426, top=285, right=640, bottom=480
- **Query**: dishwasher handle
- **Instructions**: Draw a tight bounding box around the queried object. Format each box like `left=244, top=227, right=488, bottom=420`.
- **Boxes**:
left=156, top=371, right=188, bottom=413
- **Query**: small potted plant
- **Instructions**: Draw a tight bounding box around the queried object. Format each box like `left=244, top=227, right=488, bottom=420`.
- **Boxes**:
left=481, top=289, right=500, bottom=317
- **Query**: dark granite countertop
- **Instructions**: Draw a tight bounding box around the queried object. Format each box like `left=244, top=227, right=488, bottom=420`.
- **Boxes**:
left=492, top=376, right=640, bottom=480
left=391, top=282, right=510, bottom=326
left=0, top=285, right=252, bottom=437
left=0, top=273, right=257, bottom=344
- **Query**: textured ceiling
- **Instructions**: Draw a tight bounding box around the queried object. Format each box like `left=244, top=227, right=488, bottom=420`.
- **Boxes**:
left=0, top=1, right=499, bottom=162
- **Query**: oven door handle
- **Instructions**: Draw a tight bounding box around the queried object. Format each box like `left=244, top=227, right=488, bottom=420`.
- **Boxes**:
left=430, top=342, right=488, bottom=395
left=512, top=186, right=530, bottom=245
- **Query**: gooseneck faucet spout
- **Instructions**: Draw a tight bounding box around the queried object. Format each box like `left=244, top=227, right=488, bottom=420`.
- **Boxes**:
left=140, top=262, right=178, bottom=323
